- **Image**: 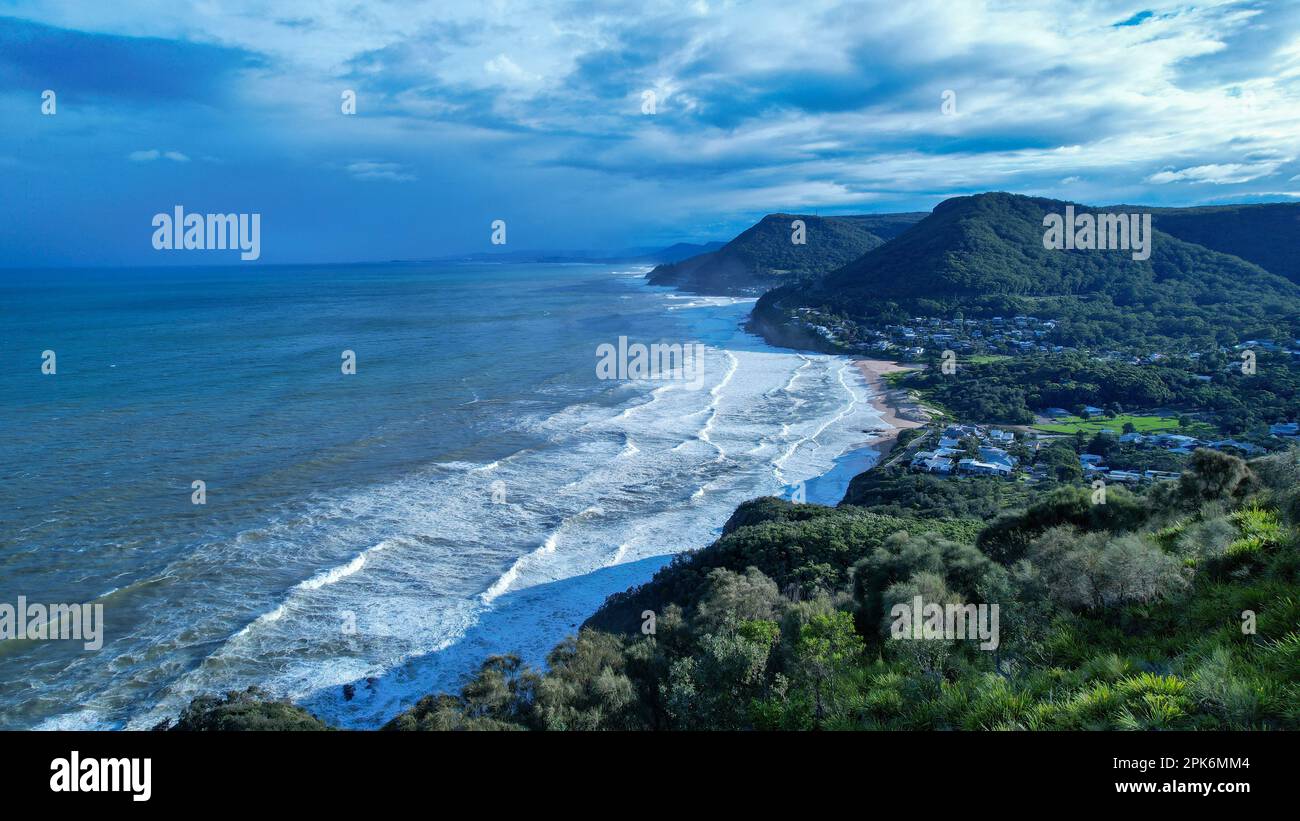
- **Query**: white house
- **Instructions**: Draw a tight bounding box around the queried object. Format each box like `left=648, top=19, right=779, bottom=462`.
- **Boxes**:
left=957, top=458, right=1012, bottom=477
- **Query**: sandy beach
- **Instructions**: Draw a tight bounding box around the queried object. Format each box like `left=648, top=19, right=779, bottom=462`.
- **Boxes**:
left=854, top=359, right=932, bottom=463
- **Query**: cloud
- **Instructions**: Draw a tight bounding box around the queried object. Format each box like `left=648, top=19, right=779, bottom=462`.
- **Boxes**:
left=483, top=53, right=539, bottom=85
left=344, top=160, right=416, bottom=182
left=1147, top=162, right=1286, bottom=185
left=0, top=14, right=262, bottom=104
left=127, top=149, right=190, bottom=162
left=3, top=0, right=1300, bottom=263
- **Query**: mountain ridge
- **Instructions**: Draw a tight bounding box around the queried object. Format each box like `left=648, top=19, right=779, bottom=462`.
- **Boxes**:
left=755, top=192, right=1300, bottom=352
left=646, top=211, right=926, bottom=295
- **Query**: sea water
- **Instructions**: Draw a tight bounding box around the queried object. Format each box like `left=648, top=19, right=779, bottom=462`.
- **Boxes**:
left=0, top=262, right=885, bottom=729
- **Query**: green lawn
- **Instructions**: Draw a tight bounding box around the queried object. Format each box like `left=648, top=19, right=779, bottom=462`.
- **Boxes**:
left=1032, top=413, right=1179, bottom=435
left=966, top=354, right=1012, bottom=365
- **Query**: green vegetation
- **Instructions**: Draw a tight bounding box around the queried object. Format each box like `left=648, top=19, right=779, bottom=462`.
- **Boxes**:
left=899, top=351, right=1298, bottom=435
left=173, top=448, right=1299, bottom=731
left=158, top=687, right=329, bottom=731
left=840, top=470, right=1042, bottom=519
left=1146, top=202, right=1300, bottom=286
left=755, top=192, right=1300, bottom=353
left=368, top=448, right=1297, bottom=731
left=647, top=212, right=925, bottom=294
left=1033, top=414, right=1179, bottom=435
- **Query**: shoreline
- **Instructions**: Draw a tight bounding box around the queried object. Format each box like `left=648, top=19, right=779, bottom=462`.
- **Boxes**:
left=853, top=359, right=932, bottom=465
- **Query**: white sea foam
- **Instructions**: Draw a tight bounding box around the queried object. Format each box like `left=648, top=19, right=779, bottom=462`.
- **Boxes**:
left=118, top=274, right=886, bottom=730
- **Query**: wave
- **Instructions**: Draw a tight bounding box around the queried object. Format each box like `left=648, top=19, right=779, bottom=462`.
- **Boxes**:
left=295, top=540, right=390, bottom=592
left=79, top=270, right=892, bottom=731
left=481, top=505, right=605, bottom=604
left=696, top=350, right=739, bottom=459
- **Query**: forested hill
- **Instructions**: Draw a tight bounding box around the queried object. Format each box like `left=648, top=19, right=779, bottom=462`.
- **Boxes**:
left=756, top=192, right=1300, bottom=351
left=646, top=212, right=925, bottom=295
left=1139, top=202, right=1300, bottom=285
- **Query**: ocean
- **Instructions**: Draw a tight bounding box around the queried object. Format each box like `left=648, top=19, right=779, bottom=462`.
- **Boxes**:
left=0, top=262, right=886, bottom=729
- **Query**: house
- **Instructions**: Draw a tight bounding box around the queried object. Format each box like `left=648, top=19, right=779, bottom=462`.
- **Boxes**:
left=1142, top=470, right=1181, bottom=482
left=987, top=429, right=1014, bottom=444
left=957, top=458, right=1012, bottom=477
left=1079, top=453, right=1104, bottom=465
left=1119, top=432, right=1148, bottom=444
left=1044, top=407, right=1072, bottom=418
left=1209, top=440, right=1264, bottom=456
left=919, top=456, right=953, bottom=474
left=1107, top=470, right=1142, bottom=483
left=1269, top=422, right=1299, bottom=438
left=978, top=446, right=1017, bottom=468
left=1082, top=405, right=1105, bottom=416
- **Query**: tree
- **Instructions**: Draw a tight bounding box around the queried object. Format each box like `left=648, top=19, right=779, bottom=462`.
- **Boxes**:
left=1029, top=527, right=1187, bottom=611
left=1177, top=449, right=1257, bottom=505
left=791, top=611, right=864, bottom=727
left=692, top=567, right=782, bottom=633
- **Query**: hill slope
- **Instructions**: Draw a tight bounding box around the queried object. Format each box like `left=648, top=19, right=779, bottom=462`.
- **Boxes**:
left=647, top=212, right=925, bottom=295
left=1139, top=203, right=1300, bottom=285
left=757, top=192, right=1300, bottom=351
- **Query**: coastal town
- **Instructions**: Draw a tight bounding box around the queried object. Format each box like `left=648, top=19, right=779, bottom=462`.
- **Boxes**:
left=892, top=419, right=1300, bottom=486
left=798, top=307, right=1300, bottom=365
left=855, top=359, right=1300, bottom=489
left=801, top=297, right=1300, bottom=491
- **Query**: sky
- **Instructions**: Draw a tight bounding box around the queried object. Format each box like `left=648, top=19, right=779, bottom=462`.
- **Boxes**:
left=1, top=0, right=1299, bottom=266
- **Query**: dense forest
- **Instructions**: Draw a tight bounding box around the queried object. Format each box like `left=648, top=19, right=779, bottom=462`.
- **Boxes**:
left=1143, top=202, right=1300, bottom=286
left=646, top=212, right=924, bottom=294
left=754, top=193, right=1300, bottom=352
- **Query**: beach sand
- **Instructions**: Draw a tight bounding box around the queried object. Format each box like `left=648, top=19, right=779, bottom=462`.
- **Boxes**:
left=854, top=359, right=932, bottom=463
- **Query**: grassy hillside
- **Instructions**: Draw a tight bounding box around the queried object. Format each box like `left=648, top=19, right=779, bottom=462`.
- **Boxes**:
left=647, top=212, right=925, bottom=295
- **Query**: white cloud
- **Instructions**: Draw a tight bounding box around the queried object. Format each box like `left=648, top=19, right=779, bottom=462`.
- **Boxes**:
left=483, top=53, right=539, bottom=85
left=128, top=148, right=191, bottom=163
left=344, top=160, right=416, bottom=182
left=1147, top=162, right=1285, bottom=185
left=14, top=0, right=1300, bottom=221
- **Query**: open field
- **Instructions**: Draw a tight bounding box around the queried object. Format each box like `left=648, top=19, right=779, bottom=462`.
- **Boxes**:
left=1032, top=413, right=1179, bottom=435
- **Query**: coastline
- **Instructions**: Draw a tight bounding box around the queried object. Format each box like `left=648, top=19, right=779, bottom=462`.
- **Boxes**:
left=854, top=359, right=932, bottom=465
